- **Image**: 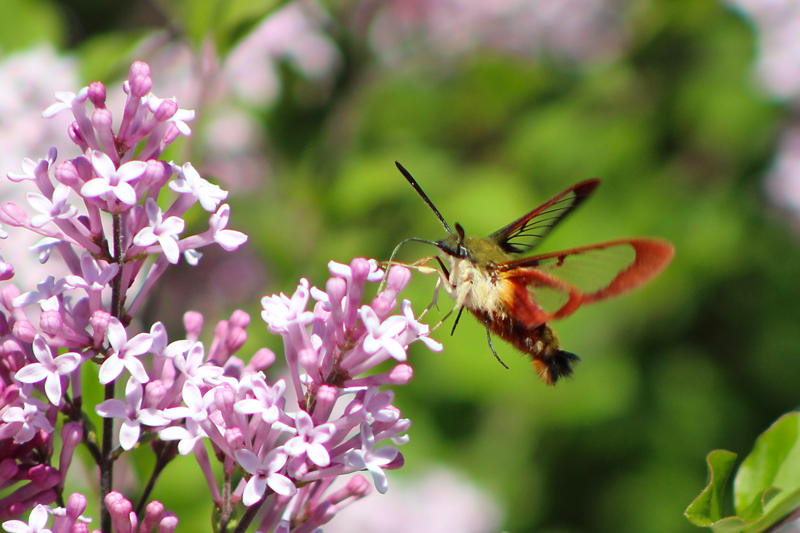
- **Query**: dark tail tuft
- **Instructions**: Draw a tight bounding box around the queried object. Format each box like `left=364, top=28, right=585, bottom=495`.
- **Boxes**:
left=532, top=350, right=580, bottom=385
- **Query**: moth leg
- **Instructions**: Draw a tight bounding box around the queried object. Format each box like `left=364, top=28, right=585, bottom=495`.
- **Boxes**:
left=429, top=303, right=457, bottom=332
left=418, top=276, right=442, bottom=320
left=430, top=273, right=469, bottom=331
left=450, top=307, right=464, bottom=336
left=434, top=256, right=450, bottom=279
left=484, top=315, right=509, bottom=369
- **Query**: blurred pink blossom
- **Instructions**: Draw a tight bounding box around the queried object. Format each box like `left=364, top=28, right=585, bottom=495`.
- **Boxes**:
left=326, top=467, right=503, bottom=533
left=723, top=0, right=800, bottom=100
left=365, top=0, right=628, bottom=65
left=725, top=2, right=800, bottom=222
left=0, top=46, right=78, bottom=287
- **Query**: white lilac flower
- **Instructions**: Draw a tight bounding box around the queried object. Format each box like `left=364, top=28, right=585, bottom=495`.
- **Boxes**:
left=98, top=318, right=153, bottom=384
left=343, top=422, right=399, bottom=494
left=133, top=198, right=185, bottom=264
left=81, top=151, right=148, bottom=206
left=235, top=447, right=297, bottom=504
left=284, top=410, right=335, bottom=467
left=234, top=374, right=286, bottom=425
left=162, top=381, right=214, bottom=423
left=95, top=377, right=168, bottom=450
left=158, top=417, right=208, bottom=455
left=172, top=342, right=224, bottom=385
left=168, top=162, right=228, bottom=212
left=30, top=237, right=63, bottom=264
left=64, top=252, right=119, bottom=292
left=13, top=335, right=81, bottom=405
left=1, top=398, right=54, bottom=443
left=42, top=87, right=89, bottom=119
left=26, top=184, right=77, bottom=228
left=12, top=275, right=68, bottom=309
left=361, top=306, right=408, bottom=362
left=1, top=504, right=52, bottom=533
left=7, top=149, right=57, bottom=183
left=208, top=204, right=248, bottom=251
left=145, top=94, right=195, bottom=136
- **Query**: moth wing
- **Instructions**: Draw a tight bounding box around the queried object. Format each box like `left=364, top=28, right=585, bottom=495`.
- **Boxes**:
left=488, top=179, right=600, bottom=254
left=497, top=239, right=674, bottom=325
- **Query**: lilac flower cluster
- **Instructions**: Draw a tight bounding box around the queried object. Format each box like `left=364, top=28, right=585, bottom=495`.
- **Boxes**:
left=0, top=60, right=439, bottom=533
left=721, top=1, right=800, bottom=222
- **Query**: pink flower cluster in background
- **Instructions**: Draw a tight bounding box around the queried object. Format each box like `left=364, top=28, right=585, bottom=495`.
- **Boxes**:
left=722, top=0, right=800, bottom=221
left=363, top=0, right=628, bottom=65
left=0, top=60, right=439, bottom=533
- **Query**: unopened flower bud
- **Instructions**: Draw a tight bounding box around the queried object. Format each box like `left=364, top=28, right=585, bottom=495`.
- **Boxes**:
left=68, top=122, right=86, bottom=147
left=153, top=99, right=177, bottom=122
left=0, top=458, right=19, bottom=484
left=246, top=348, right=275, bottom=372
left=225, top=427, right=244, bottom=451
left=144, top=380, right=167, bottom=409
left=0, top=260, right=12, bottom=282
left=54, top=161, right=80, bottom=187
left=88, top=81, right=106, bottom=107
left=158, top=511, right=178, bottom=533
left=39, top=309, right=63, bottom=335
left=0, top=202, right=30, bottom=227
left=224, top=326, right=247, bottom=356
left=128, top=61, right=152, bottom=97
left=312, top=385, right=338, bottom=424
left=12, top=320, right=37, bottom=343
left=183, top=311, right=203, bottom=340
left=143, top=159, right=169, bottom=190
left=229, top=310, right=250, bottom=328
left=140, top=500, right=165, bottom=533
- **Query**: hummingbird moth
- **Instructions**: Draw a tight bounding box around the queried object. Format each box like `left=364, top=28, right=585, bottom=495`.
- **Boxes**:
left=389, top=162, right=674, bottom=385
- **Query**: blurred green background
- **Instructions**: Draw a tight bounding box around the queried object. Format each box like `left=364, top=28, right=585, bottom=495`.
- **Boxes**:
left=4, top=0, right=800, bottom=531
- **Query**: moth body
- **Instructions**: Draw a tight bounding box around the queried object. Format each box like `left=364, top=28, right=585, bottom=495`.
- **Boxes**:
left=438, top=234, right=576, bottom=384
left=390, top=161, right=673, bottom=385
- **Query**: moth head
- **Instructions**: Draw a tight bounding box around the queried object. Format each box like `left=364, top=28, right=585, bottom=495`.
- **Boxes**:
left=438, top=223, right=470, bottom=260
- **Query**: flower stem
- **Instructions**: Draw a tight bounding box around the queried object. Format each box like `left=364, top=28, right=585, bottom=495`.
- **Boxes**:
left=101, top=213, right=125, bottom=533
left=232, top=492, right=270, bottom=533
left=219, top=471, right=233, bottom=533
left=136, top=442, right=176, bottom=516
left=100, top=382, right=115, bottom=533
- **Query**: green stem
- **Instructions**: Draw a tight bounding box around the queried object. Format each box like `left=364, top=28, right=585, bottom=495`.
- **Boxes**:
left=100, top=214, right=125, bottom=533
left=232, top=492, right=271, bottom=533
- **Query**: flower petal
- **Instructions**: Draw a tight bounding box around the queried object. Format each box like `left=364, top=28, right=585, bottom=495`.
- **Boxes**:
left=14, top=363, right=48, bottom=384
left=266, top=473, right=297, bottom=497
left=242, top=475, right=268, bottom=507
left=98, top=353, right=124, bottom=384
left=119, top=419, right=141, bottom=450
left=44, top=373, right=63, bottom=405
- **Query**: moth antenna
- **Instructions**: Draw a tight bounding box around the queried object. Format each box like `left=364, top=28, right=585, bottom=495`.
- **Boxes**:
left=395, top=161, right=453, bottom=234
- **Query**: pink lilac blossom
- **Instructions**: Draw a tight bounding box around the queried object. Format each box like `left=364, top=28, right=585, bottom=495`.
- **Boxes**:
left=91, top=0, right=340, bottom=193
left=0, top=58, right=437, bottom=533
left=721, top=2, right=800, bottom=223
left=722, top=0, right=800, bottom=100
left=0, top=47, right=78, bottom=288
left=326, top=467, right=503, bottom=533
left=363, top=0, right=628, bottom=66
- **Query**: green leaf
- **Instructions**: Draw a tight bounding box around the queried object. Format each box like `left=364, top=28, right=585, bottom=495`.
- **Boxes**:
left=686, top=450, right=738, bottom=526
left=734, top=413, right=800, bottom=530
left=685, top=413, right=800, bottom=532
